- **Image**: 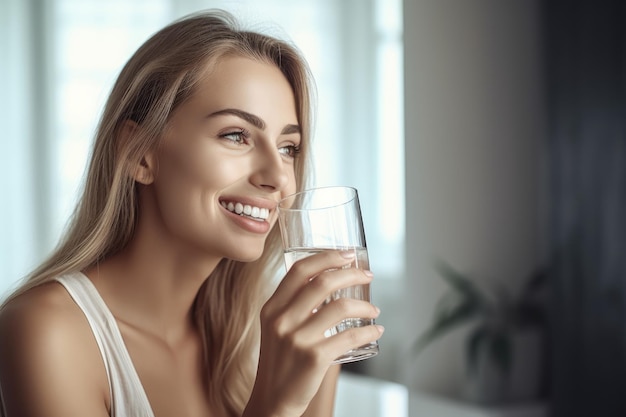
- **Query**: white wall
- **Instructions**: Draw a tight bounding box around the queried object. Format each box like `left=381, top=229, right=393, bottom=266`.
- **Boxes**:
left=402, top=0, right=545, bottom=398
left=0, top=0, right=40, bottom=290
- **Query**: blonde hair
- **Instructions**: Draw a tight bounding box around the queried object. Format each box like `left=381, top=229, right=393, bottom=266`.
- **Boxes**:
left=3, top=10, right=314, bottom=416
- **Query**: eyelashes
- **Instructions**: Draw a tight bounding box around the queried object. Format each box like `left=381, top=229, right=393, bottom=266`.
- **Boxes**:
left=279, top=144, right=301, bottom=158
left=218, top=128, right=301, bottom=159
left=219, top=128, right=250, bottom=144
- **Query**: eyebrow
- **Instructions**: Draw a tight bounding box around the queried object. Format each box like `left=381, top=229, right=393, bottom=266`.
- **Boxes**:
left=209, top=108, right=301, bottom=135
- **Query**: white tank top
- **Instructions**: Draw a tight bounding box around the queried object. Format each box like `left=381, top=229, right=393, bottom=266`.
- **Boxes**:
left=56, top=272, right=155, bottom=417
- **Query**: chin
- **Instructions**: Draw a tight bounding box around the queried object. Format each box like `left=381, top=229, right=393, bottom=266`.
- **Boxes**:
left=228, top=249, right=265, bottom=263
left=220, top=234, right=277, bottom=263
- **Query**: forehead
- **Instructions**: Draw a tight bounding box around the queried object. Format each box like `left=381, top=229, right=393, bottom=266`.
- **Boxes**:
left=187, top=55, right=297, bottom=116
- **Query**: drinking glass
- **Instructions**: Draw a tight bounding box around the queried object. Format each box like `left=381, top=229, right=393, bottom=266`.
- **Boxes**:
left=277, top=186, right=379, bottom=364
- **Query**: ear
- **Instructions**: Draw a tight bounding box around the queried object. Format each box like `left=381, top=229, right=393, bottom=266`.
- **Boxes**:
left=119, top=120, right=156, bottom=185
left=134, top=152, right=157, bottom=185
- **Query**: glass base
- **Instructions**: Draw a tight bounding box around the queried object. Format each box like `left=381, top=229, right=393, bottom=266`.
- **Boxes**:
left=333, top=341, right=379, bottom=364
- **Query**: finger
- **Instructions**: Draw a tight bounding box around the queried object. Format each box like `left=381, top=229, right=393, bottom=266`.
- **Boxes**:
left=316, top=324, right=385, bottom=361
left=299, top=298, right=380, bottom=339
left=270, top=250, right=357, bottom=304
left=284, top=269, right=373, bottom=326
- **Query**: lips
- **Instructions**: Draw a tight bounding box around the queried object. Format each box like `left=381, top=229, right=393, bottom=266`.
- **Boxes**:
left=220, top=200, right=270, bottom=221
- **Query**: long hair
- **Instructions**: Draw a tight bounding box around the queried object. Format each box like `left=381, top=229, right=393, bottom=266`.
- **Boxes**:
left=3, top=10, right=314, bottom=416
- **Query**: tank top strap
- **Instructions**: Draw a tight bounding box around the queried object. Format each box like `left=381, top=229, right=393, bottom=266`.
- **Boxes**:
left=56, top=272, right=154, bottom=417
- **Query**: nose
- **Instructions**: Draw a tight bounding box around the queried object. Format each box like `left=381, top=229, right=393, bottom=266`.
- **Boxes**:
left=249, top=146, right=290, bottom=191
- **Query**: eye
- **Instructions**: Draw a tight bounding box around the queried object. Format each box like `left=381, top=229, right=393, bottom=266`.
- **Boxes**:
left=219, top=129, right=250, bottom=145
left=278, top=144, right=301, bottom=158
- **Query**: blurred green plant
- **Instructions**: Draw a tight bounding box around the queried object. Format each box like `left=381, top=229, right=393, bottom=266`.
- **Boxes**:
left=413, top=260, right=547, bottom=377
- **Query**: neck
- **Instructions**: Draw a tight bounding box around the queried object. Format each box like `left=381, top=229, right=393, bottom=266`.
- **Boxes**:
left=85, top=233, right=221, bottom=344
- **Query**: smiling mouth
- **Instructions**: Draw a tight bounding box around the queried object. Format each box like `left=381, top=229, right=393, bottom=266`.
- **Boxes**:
left=220, top=200, right=270, bottom=221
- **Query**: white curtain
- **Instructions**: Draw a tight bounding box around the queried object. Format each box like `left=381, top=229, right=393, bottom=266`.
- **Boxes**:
left=0, top=0, right=404, bottom=294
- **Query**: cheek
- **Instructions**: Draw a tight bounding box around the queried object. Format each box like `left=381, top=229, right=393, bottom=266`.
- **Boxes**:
left=157, top=142, right=236, bottom=190
left=286, top=170, right=297, bottom=196
left=151, top=147, right=231, bottom=219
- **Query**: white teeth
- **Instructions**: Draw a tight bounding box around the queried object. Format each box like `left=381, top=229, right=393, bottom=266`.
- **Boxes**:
left=222, top=200, right=269, bottom=220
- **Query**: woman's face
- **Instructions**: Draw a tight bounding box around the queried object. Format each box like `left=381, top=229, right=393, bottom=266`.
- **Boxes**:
left=146, top=56, right=300, bottom=262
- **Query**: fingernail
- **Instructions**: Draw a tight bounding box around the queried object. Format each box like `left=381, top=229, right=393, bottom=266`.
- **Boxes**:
left=339, top=250, right=356, bottom=259
left=374, top=305, right=381, bottom=314
left=376, top=325, right=385, bottom=334
left=363, top=270, right=374, bottom=278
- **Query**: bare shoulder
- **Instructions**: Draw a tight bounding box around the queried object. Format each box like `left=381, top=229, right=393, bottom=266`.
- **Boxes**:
left=1, top=280, right=80, bottom=323
left=0, top=281, right=89, bottom=353
left=0, top=281, right=109, bottom=417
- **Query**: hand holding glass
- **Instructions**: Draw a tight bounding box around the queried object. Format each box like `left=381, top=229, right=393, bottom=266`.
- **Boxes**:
left=277, top=186, right=379, bottom=364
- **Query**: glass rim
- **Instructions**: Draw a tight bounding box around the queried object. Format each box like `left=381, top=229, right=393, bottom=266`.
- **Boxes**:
left=277, top=185, right=358, bottom=212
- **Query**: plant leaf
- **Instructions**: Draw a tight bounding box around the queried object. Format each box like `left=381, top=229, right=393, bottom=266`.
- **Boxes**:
left=433, top=260, right=493, bottom=312
left=413, top=300, right=481, bottom=354
left=434, top=291, right=462, bottom=319
left=466, top=325, right=491, bottom=377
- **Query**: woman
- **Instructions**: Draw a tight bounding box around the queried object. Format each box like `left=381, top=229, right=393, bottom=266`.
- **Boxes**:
left=0, top=10, right=383, bottom=417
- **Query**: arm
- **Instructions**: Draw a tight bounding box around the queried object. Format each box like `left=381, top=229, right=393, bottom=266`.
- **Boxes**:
left=302, top=364, right=340, bottom=417
left=0, top=284, right=110, bottom=417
